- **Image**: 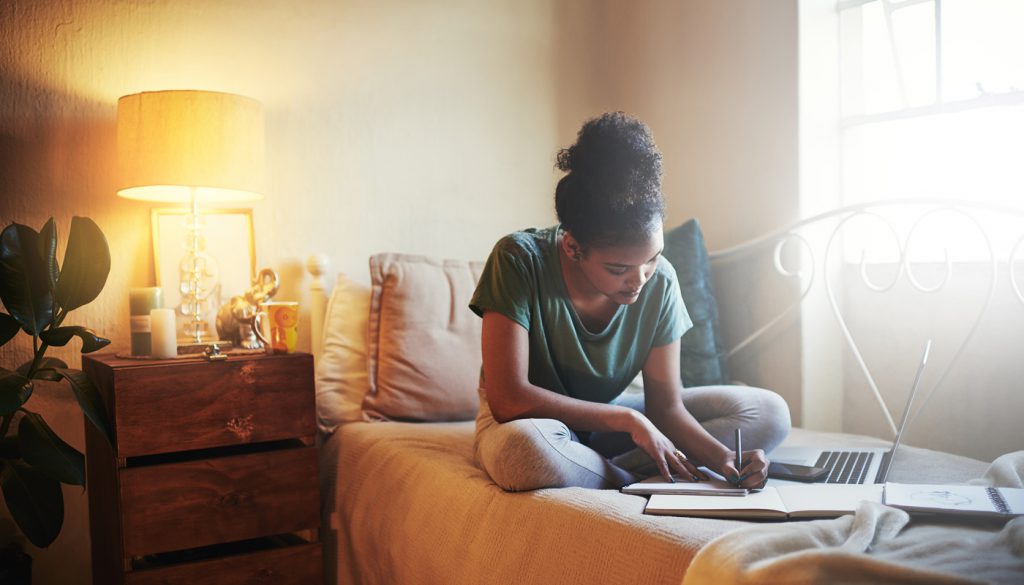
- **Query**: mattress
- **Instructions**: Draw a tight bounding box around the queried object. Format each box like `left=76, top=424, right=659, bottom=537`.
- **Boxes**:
left=319, top=422, right=991, bottom=585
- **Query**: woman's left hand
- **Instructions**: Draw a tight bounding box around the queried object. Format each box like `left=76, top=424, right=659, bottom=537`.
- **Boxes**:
left=716, top=449, right=768, bottom=489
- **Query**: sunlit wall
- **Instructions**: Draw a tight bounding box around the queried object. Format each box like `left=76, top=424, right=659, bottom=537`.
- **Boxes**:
left=0, top=1, right=567, bottom=582
left=1, top=1, right=802, bottom=582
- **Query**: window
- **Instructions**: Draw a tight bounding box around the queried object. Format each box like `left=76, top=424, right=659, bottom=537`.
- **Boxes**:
left=839, top=0, right=1024, bottom=206
left=835, top=0, right=1024, bottom=261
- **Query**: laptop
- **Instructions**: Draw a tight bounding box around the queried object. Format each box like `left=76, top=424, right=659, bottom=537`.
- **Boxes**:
left=768, top=339, right=931, bottom=485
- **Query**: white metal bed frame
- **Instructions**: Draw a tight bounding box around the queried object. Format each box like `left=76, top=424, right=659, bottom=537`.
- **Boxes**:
left=707, top=198, right=1024, bottom=437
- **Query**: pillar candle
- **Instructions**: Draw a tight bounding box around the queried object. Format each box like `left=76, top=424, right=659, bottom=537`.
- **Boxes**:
left=129, top=287, right=162, bottom=355
left=150, top=308, right=177, bottom=359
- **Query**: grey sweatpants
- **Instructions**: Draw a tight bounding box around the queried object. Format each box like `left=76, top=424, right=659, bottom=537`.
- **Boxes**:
left=474, top=386, right=791, bottom=491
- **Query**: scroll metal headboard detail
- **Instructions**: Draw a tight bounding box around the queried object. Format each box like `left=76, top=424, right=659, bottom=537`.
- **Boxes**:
left=709, top=198, right=1024, bottom=437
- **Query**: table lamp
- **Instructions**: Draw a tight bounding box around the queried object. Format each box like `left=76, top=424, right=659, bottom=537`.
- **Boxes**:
left=117, top=90, right=265, bottom=345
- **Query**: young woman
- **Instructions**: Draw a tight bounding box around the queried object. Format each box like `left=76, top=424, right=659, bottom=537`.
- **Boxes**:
left=470, top=112, right=790, bottom=491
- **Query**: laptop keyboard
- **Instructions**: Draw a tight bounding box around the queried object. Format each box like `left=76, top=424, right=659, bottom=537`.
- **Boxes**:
left=815, top=451, right=876, bottom=484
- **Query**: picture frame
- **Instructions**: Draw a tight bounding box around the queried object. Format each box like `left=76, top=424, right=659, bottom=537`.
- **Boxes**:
left=151, top=208, right=257, bottom=338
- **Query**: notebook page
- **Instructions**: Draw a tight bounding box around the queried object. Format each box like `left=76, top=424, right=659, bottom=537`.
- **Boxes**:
left=775, top=484, right=883, bottom=518
left=645, top=489, right=788, bottom=518
left=1003, top=488, right=1024, bottom=514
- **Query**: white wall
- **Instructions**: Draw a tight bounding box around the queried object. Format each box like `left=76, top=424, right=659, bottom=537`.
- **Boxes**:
left=602, top=0, right=800, bottom=250
left=0, top=0, right=803, bottom=376
left=0, top=1, right=574, bottom=582
left=598, top=0, right=804, bottom=419
left=1, top=0, right=578, bottom=362
left=797, top=0, right=845, bottom=432
left=0, top=1, right=803, bottom=583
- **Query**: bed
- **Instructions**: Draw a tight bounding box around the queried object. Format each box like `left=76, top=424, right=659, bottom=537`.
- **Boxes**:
left=311, top=200, right=1024, bottom=585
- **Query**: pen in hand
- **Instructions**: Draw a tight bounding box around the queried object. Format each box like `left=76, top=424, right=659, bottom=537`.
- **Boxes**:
left=733, top=428, right=743, bottom=486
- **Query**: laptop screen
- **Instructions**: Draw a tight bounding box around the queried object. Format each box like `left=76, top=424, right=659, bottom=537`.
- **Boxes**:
left=877, top=339, right=932, bottom=483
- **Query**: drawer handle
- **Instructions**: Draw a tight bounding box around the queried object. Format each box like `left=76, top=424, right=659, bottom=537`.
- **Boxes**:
left=226, top=415, right=255, bottom=440
left=239, top=362, right=259, bottom=384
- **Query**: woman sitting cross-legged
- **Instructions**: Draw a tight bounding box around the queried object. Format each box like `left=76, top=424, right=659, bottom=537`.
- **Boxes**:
left=470, top=112, right=791, bottom=491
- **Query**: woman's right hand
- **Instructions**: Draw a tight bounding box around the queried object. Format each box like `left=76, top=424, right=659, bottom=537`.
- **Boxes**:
left=624, top=410, right=706, bottom=483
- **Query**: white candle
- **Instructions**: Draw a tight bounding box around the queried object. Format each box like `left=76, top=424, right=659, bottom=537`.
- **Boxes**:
left=150, top=308, right=177, bottom=359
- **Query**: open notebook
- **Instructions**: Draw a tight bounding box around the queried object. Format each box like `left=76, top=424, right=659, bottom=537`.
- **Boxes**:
left=644, top=484, right=883, bottom=519
left=884, top=483, right=1024, bottom=519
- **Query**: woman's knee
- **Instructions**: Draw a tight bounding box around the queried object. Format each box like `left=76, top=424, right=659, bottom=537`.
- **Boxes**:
left=745, top=387, right=791, bottom=452
left=475, top=418, right=577, bottom=491
left=684, top=385, right=792, bottom=451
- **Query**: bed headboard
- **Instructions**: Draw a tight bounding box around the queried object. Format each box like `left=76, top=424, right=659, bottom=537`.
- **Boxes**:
left=706, top=198, right=1024, bottom=461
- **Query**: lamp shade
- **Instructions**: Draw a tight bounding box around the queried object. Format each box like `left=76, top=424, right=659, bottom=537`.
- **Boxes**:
left=117, top=90, right=265, bottom=203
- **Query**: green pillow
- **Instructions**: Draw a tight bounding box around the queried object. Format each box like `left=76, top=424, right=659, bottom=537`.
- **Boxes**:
left=662, top=219, right=730, bottom=387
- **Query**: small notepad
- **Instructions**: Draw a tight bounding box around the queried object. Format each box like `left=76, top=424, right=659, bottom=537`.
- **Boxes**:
left=644, top=484, right=883, bottom=519
left=883, top=483, right=1024, bottom=519
left=621, top=475, right=747, bottom=497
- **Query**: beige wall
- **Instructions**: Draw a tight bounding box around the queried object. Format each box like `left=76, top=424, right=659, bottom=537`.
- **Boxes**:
left=0, top=0, right=801, bottom=365
left=1, top=0, right=573, bottom=369
left=598, top=0, right=804, bottom=419
left=1, top=1, right=801, bottom=583
left=602, top=0, right=800, bottom=250
left=0, top=1, right=567, bottom=582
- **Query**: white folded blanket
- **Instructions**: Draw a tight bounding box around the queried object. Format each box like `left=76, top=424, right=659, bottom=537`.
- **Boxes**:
left=682, top=451, right=1024, bottom=585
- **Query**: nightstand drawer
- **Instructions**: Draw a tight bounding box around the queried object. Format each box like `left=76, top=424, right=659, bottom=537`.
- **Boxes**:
left=120, top=446, right=319, bottom=557
left=110, top=354, right=314, bottom=457
left=125, top=542, right=322, bottom=585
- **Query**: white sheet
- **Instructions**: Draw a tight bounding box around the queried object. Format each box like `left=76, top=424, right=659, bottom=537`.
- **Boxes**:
left=683, top=451, right=1024, bottom=585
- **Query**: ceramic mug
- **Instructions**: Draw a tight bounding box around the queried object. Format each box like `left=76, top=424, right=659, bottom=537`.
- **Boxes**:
left=252, top=301, right=299, bottom=354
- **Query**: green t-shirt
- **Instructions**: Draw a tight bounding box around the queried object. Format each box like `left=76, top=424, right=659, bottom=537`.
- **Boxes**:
left=469, top=225, right=693, bottom=404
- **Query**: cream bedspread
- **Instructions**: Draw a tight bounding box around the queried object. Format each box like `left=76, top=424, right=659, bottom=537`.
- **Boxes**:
left=683, top=452, right=1024, bottom=585
left=320, top=423, right=1002, bottom=585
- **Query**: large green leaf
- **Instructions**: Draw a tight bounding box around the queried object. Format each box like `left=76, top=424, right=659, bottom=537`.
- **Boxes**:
left=0, top=223, right=54, bottom=335
left=0, top=313, right=19, bottom=346
left=40, top=326, right=111, bottom=354
left=55, top=368, right=112, bottom=446
left=0, top=370, right=32, bottom=416
left=17, top=357, right=68, bottom=381
left=19, top=411, right=85, bottom=485
left=55, top=217, right=110, bottom=313
left=1, top=459, right=64, bottom=548
left=37, top=218, right=59, bottom=294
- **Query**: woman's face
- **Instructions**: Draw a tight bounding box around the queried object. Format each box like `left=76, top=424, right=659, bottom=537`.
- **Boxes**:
left=571, top=226, right=664, bottom=305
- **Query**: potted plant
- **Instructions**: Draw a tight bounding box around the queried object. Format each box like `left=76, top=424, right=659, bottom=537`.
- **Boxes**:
left=0, top=216, right=113, bottom=551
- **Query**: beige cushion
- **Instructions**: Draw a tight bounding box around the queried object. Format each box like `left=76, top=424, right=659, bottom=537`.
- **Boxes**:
left=315, top=273, right=372, bottom=433
left=362, top=253, right=485, bottom=422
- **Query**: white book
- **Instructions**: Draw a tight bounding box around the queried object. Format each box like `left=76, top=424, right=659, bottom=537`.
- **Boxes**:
left=883, top=483, right=1024, bottom=519
left=621, top=475, right=747, bottom=497
left=644, top=484, right=883, bottom=519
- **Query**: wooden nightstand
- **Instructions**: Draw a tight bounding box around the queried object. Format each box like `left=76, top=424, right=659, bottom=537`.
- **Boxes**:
left=83, top=352, right=323, bottom=585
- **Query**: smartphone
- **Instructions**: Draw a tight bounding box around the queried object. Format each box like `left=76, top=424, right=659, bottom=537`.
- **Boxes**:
left=767, top=461, right=830, bottom=483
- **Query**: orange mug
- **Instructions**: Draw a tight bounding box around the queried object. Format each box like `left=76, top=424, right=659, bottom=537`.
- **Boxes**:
left=252, top=301, right=299, bottom=354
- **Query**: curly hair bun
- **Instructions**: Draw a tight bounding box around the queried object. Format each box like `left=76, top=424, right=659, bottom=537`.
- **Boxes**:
left=555, top=112, right=665, bottom=247
left=556, top=112, right=661, bottom=180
